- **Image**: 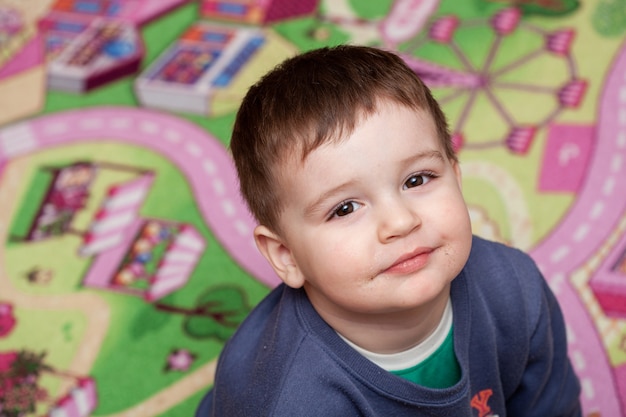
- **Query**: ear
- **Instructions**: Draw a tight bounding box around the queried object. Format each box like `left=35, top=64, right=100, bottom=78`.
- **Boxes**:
left=254, top=225, right=306, bottom=289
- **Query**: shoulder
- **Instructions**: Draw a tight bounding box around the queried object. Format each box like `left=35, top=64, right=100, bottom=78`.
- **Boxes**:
left=466, top=235, right=537, bottom=271
left=459, top=236, right=550, bottom=332
left=209, top=285, right=298, bottom=412
left=210, top=285, right=358, bottom=415
left=464, top=235, right=544, bottom=294
left=214, top=284, right=304, bottom=376
left=459, top=240, right=581, bottom=415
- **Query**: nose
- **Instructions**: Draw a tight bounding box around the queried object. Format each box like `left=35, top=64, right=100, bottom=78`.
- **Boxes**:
left=377, top=196, right=421, bottom=242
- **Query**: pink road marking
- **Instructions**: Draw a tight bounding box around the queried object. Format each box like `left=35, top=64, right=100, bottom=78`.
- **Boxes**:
left=0, top=107, right=279, bottom=287
left=380, top=0, right=440, bottom=47
left=530, top=43, right=626, bottom=416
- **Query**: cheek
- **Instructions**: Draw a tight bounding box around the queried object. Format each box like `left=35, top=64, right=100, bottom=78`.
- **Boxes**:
left=441, top=194, right=470, bottom=225
left=312, top=236, right=372, bottom=275
left=431, top=196, right=472, bottom=250
left=333, top=240, right=384, bottom=284
left=328, top=238, right=359, bottom=258
left=444, top=212, right=473, bottom=272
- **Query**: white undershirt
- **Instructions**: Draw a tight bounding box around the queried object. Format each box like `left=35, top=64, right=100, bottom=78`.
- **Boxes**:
left=338, top=299, right=453, bottom=371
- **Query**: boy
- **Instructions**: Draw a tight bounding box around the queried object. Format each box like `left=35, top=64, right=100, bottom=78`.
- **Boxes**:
left=196, top=45, right=581, bottom=416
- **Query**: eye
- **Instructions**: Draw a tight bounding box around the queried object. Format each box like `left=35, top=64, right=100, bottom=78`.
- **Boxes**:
left=403, top=172, right=435, bottom=189
left=331, top=201, right=361, bottom=218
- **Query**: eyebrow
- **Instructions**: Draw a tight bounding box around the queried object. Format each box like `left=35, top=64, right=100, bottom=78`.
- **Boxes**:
left=407, top=150, right=445, bottom=165
left=303, top=181, right=357, bottom=219
left=303, top=149, right=446, bottom=218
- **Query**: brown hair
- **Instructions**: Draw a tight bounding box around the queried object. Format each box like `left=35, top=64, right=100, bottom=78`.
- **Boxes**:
left=230, top=44, right=454, bottom=233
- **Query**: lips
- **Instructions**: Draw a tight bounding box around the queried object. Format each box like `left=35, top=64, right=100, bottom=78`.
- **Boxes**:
left=383, top=248, right=433, bottom=275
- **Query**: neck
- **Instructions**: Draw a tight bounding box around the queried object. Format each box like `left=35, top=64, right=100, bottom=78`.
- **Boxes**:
left=306, top=284, right=451, bottom=354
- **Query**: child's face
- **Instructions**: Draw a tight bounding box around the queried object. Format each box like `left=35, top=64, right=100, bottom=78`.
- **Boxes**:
left=256, top=101, right=472, bottom=319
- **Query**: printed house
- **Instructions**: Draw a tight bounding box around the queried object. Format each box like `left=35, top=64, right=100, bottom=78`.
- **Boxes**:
left=38, top=0, right=188, bottom=92
left=199, top=0, right=319, bottom=25
left=79, top=173, right=205, bottom=301
left=48, top=378, right=97, bottom=417
left=82, top=217, right=206, bottom=302
left=134, top=21, right=296, bottom=116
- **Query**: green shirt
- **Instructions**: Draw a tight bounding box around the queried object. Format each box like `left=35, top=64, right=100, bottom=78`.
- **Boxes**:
left=391, top=326, right=460, bottom=388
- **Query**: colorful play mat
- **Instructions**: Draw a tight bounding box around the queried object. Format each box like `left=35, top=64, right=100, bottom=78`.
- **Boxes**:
left=1, top=0, right=625, bottom=416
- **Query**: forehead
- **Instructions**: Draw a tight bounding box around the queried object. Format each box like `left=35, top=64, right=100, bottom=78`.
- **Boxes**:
left=276, top=103, right=439, bottom=178
left=291, top=100, right=431, bottom=159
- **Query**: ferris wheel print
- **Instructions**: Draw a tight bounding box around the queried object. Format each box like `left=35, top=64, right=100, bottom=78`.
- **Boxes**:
left=395, top=7, right=586, bottom=155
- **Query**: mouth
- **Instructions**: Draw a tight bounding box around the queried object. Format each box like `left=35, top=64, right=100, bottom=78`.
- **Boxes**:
left=382, top=247, right=434, bottom=275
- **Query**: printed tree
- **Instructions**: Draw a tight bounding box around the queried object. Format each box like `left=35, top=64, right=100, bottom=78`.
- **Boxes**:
left=155, top=286, right=251, bottom=341
left=0, top=351, right=50, bottom=417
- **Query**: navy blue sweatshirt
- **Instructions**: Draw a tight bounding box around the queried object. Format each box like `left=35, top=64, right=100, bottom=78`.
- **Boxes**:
left=197, top=236, right=581, bottom=416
